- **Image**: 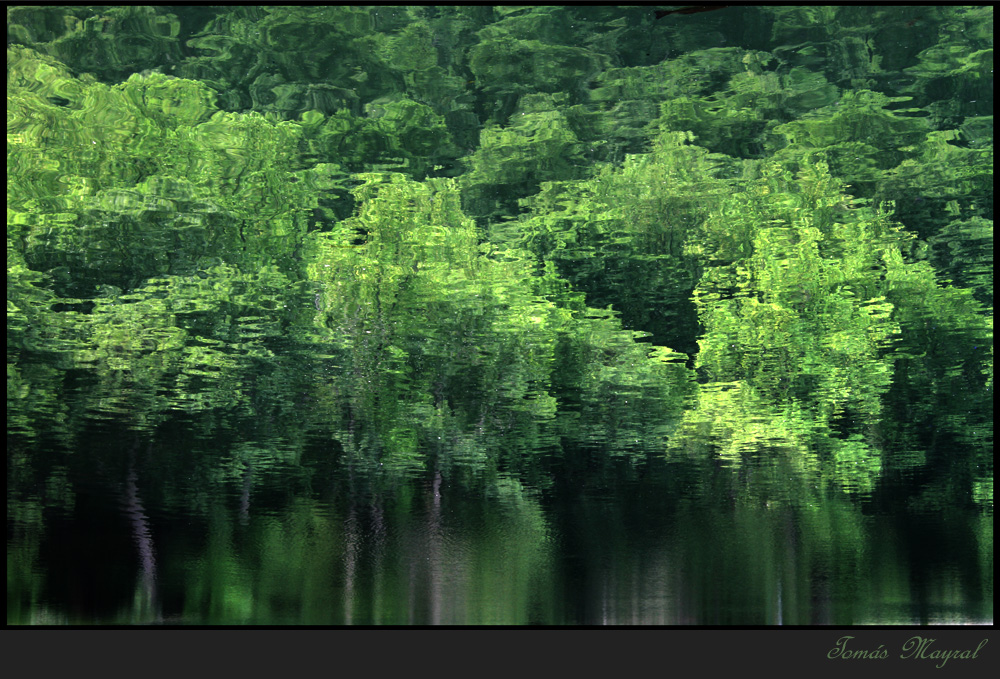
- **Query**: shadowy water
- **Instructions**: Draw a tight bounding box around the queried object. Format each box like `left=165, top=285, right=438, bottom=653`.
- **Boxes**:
left=8, top=421, right=992, bottom=625
left=7, top=5, right=993, bottom=626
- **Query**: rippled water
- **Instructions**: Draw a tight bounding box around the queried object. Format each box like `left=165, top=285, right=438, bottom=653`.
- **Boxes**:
left=7, top=6, right=993, bottom=626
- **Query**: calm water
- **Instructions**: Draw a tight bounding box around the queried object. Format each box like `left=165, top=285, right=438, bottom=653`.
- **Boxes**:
left=7, top=6, right=993, bottom=625
left=8, top=420, right=992, bottom=625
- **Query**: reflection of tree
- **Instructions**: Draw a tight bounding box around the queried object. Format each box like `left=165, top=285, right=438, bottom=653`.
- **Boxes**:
left=4, top=3, right=994, bottom=624
left=123, top=450, right=162, bottom=623
left=427, top=470, right=444, bottom=625
left=342, top=504, right=358, bottom=625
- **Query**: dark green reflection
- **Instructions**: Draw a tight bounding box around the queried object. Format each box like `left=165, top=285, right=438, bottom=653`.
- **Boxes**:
left=7, top=5, right=992, bottom=625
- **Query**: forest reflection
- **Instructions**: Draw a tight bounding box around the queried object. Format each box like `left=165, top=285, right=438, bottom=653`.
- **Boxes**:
left=8, top=425, right=991, bottom=625
left=7, top=5, right=992, bottom=625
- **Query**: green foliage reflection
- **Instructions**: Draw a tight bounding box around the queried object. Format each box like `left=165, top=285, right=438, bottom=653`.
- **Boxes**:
left=7, top=4, right=994, bottom=522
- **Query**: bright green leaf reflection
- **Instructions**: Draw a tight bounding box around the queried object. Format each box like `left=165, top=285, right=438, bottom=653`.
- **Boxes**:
left=6, top=5, right=993, bottom=626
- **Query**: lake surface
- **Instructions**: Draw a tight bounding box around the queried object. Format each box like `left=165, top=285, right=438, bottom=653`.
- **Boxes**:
left=8, top=418, right=992, bottom=625
left=7, top=6, right=993, bottom=626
